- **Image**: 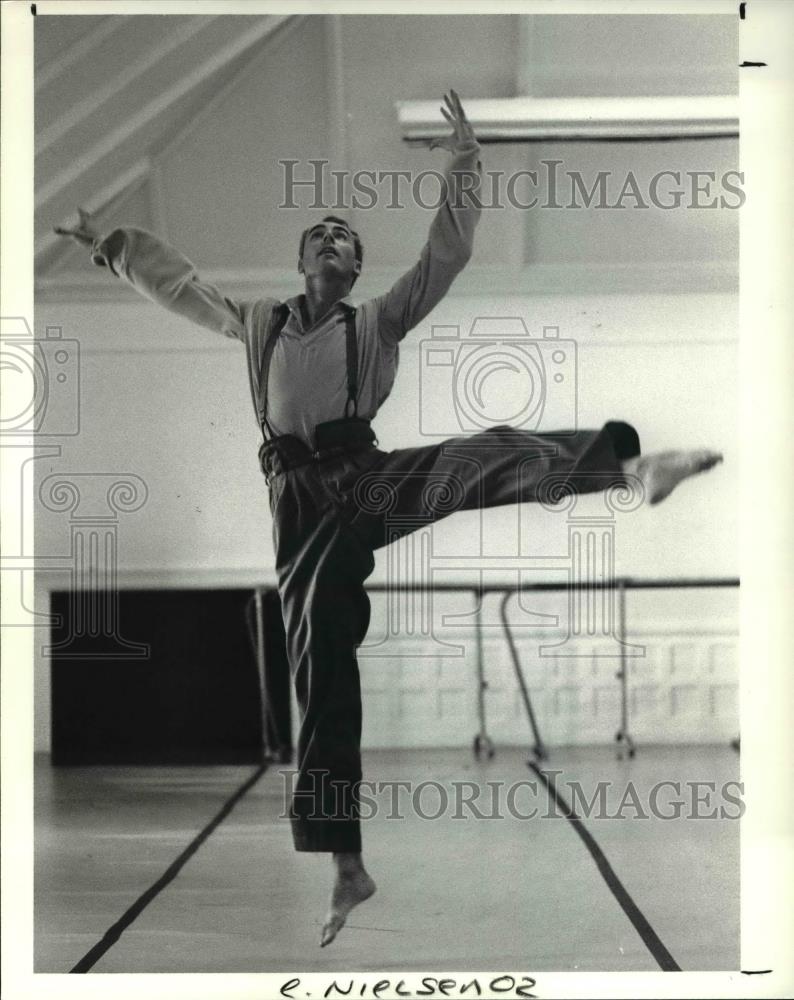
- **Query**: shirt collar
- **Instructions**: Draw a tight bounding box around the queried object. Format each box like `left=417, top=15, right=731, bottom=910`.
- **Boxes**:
left=284, top=293, right=355, bottom=322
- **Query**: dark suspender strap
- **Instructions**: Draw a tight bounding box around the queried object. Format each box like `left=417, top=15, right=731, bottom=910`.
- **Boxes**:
left=261, top=302, right=359, bottom=442
left=260, top=303, right=290, bottom=441
left=344, top=306, right=359, bottom=418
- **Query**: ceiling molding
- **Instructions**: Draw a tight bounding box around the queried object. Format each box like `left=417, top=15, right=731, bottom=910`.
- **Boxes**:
left=150, top=14, right=302, bottom=166
left=36, top=16, right=218, bottom=157
left=325, top=15, right=351, bottom=177
left=35, top=260, right=738, bottom=304
left=35, top=17, right=123, bottom=93
left=36, top=14, right=293, bottom=212
left=397, top=95, right=739, bottom=144
left=148, top=161, right=170, bottom=241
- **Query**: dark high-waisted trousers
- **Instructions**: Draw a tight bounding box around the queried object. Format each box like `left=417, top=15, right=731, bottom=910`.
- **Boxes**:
left=264, top=422, right=640, bottom=852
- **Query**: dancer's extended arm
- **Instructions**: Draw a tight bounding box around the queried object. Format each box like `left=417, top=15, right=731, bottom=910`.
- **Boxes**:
left=375, top=90, right=482, bottom=343
left=55, top=209, right=247, bottom=341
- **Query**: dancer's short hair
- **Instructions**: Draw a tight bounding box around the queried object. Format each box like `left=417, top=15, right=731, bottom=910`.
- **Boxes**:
left=299, top=216, right=364, bottom=286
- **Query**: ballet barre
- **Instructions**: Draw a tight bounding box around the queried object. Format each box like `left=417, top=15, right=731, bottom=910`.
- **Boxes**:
left=252, top=577, right=740, bottom=763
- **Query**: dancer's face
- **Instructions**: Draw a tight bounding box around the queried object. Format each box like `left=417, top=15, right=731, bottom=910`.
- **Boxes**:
left=299, top=221, right=359, bottom=287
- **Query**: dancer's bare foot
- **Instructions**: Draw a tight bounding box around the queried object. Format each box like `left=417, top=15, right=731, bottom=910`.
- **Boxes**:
left=623, top=449, right=723, bottom=505
left=320, top=853, right=376, bottom=947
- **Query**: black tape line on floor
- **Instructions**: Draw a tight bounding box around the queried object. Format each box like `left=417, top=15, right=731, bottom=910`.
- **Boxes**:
left=69, top=763, right=269, bottom=974
left=528, top=760, right=682, bottom=972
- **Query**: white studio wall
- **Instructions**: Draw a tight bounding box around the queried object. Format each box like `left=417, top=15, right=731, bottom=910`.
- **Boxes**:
left=33, top=285, right=738, bottom=752
left=33, top=12, right=739, bottom=753
left=33, top=287, right=738, bottom=580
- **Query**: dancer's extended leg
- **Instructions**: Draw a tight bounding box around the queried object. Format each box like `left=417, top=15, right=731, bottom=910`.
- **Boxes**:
left=347, top=424, right=723, bottom=553
left=273, top=422, right=723, bottom=947
left=622, top=449, right=723, bottom=505
left=348, top=422, right=645, bottom=550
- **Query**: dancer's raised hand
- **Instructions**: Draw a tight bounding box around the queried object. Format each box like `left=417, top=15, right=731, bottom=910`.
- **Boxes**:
left=428, top=89, right=477, bottom=152
left=54, top=207, right=99, bottom=248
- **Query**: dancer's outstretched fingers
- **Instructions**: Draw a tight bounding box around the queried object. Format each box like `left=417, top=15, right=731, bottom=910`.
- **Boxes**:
left=449, top=89, right=475, bottom=140
left=53, top=207, right=98, bottom=247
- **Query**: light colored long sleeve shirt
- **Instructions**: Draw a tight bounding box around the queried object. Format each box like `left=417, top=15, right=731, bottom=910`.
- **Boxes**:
left=92, top=140, right=482, bottom=448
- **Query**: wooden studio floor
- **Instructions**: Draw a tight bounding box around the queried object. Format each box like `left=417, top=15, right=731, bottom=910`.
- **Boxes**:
left=35, top=745, right=739, bottom=974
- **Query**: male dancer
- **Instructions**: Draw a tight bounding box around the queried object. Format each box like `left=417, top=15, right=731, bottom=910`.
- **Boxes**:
left=57, top=91, right=722, bottom=947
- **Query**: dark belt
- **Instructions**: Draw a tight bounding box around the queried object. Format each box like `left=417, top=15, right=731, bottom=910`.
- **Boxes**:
left=259, top=418, right=377, bottom=483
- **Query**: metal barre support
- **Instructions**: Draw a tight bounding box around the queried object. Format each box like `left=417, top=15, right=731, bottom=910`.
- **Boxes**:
left=615, top=580, right=636, bottom=759
left=472, top=587, right=495, bottom=760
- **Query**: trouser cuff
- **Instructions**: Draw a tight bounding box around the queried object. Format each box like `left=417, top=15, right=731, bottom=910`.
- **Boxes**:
left=603, top=420, right=641, bottom=461
left=291, top=818, right=362, bottom=853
